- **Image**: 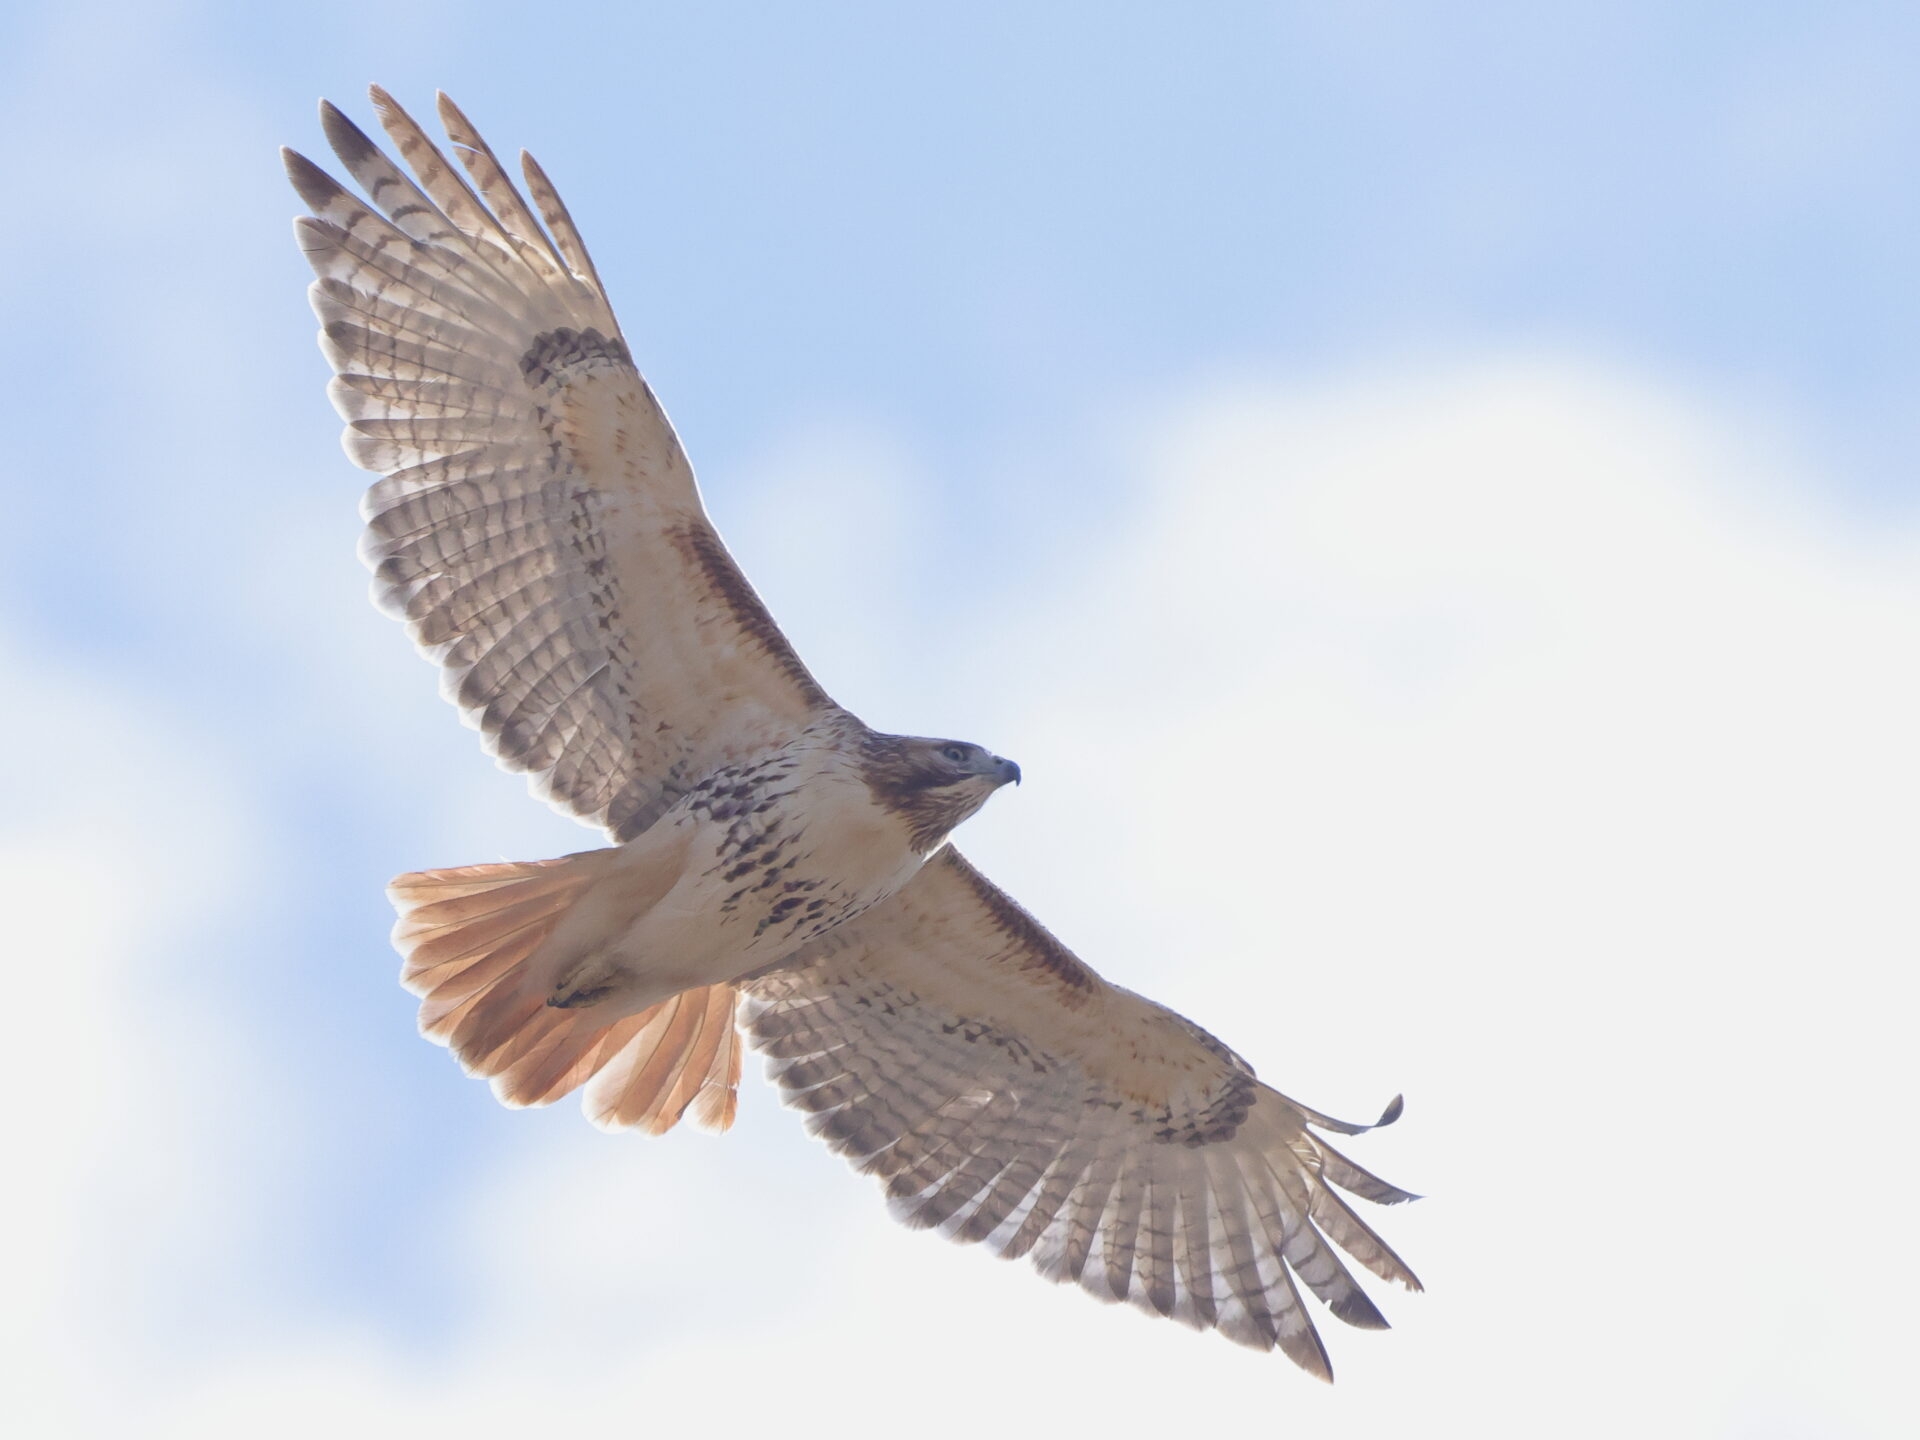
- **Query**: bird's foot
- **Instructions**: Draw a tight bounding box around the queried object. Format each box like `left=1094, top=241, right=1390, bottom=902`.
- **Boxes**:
left=548, top=981, right=617, bottom=1009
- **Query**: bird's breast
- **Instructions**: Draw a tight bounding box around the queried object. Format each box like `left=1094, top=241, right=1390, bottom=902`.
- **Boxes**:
left=680, top=746, right=923, bottom=960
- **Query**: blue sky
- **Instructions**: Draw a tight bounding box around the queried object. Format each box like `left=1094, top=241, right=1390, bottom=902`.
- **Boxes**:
left=2, top=4, right=1916, bottom=1436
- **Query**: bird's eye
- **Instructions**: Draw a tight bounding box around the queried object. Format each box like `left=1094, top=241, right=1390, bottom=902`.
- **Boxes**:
left=941, top=745, right=968, bottom=764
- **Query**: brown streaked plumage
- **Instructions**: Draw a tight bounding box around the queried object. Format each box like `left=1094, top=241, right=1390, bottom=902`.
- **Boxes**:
left=856, top=732, right=1023, bottom=853
left=288, top=87, right=1420, bottom=1379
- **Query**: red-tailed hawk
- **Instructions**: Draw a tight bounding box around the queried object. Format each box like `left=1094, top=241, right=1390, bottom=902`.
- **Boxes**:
left=286, top=88, right=1420, bottom=1379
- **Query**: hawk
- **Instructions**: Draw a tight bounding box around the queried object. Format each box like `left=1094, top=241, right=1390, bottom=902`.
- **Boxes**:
left=286, top=88, right=1421, bottom=1378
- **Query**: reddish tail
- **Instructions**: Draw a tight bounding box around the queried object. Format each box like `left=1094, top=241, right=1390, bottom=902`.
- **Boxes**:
left=389, top=856, right=740, bottom=1134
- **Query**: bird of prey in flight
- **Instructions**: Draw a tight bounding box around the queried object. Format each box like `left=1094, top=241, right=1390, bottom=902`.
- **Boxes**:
left=285, top=87, right=1420, bottom=1379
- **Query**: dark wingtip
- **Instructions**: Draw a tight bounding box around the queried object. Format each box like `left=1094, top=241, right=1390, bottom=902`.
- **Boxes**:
left=283, top=147, right=344, bottom=209
left=1331, top=1287, right=1393, bottom=1331
left=320, top=98, right=380, bottom=166
left=1291, top=1088, right=1410, bottom=1136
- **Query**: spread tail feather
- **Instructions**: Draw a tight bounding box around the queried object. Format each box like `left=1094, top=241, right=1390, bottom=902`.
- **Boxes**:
left=582, top=983, right=742, bottom=1134
left=388, top=856, right=741, bottom=1134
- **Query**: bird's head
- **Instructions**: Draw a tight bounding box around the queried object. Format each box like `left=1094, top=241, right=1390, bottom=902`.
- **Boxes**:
left=859, top=733, right=1021, bottom=853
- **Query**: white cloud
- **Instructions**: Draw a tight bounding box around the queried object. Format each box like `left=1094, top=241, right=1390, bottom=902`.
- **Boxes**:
left=10, top=354, right=1914, bottom=1437
left=0, top=631, right=273, bottom=1435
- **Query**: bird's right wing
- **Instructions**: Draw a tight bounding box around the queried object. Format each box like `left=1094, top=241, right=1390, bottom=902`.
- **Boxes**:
left=287, top=89, right=835, bottom=840
left=740, top=849, right=1420, bottom=1378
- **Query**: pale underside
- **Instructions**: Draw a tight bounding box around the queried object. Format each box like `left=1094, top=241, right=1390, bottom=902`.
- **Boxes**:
left=287, top=87, right=1421, bottom=1378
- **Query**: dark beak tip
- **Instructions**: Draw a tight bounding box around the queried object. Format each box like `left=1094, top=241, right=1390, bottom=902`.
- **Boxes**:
left=1002, top=759, right=1022, bottom=786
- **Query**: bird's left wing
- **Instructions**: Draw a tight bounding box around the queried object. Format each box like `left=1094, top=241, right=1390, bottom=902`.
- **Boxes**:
left=740, top=849, right=1420, bottom=1378
left=286, top=90, right=836, bottom=842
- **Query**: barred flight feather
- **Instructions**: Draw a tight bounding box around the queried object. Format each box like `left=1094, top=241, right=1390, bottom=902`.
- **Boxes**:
left=740, top=849, right=1420, bottom=1378
left=287, top=88, right=835, bottom=842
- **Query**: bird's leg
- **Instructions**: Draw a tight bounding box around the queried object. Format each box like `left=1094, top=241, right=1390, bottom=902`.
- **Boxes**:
left=548, top=954, right=621, bottom=1009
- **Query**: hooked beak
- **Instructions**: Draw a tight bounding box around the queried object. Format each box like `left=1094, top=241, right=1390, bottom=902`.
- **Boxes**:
left=994, top=755, right=1022, bottom=787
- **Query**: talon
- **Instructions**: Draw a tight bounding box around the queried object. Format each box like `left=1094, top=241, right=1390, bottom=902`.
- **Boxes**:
left=549, top=983, right=615, bottom=1009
